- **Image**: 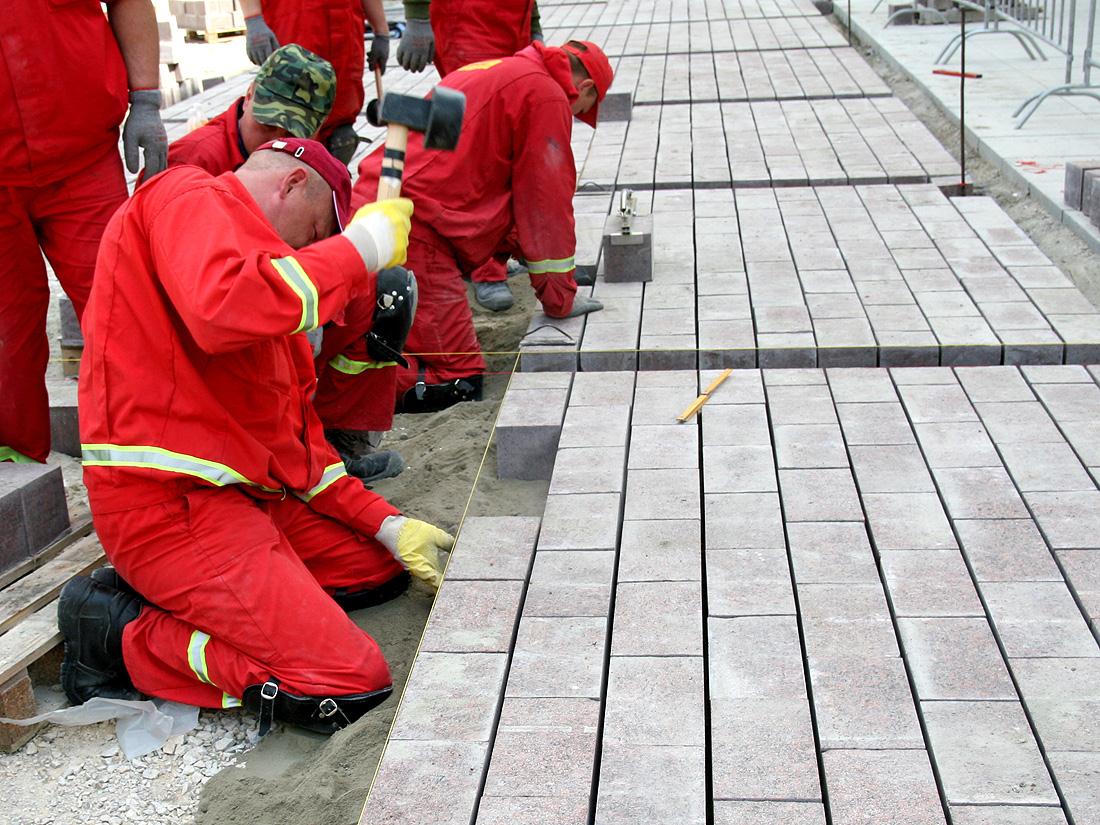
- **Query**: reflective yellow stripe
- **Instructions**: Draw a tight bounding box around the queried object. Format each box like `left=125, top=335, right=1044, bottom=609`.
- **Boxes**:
left=328, top=354, right=397, bottom=375
left=526, top=256, right=575, bottom=275
left=0, top=446, right=37, bottom=463
left=187, top=630, right=215, bottom=686
left=222, top=693, right=242, bottom=708
left=81, top=443, right=281, bottom=493
left=456, top=58, right=502, bottom=71
left=271, top=256, right=320, bottom=334
left=300, top=462, right=347, bottom=501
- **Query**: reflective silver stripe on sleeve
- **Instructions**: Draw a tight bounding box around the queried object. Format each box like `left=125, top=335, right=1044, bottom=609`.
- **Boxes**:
left=271, top=256, right=320, bottom=333
left=81, top=444, right=282, bottom=493
left=525, top=256, right=575, bottom=275
left=187, top=630, right=215, bottom=686
left=299, top=462, right=348, bottom=502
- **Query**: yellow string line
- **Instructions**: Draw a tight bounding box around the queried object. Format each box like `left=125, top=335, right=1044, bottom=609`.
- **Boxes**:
left=357, top=351, right=521, bottom=825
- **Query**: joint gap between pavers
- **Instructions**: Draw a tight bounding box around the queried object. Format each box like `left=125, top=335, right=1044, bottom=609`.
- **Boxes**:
left=692, top=366, right=716, bottom=825
left=885, top=367, right=1079, bottom=821
left=825, top=368, right=959, bottom=825
left=757, top=370, right=836, bottom=825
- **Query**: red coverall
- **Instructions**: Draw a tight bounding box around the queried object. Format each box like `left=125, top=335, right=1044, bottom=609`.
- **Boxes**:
left=260, top=0, right=365, bottom=141
left=79, top=166, right=405, bottom=707
left=158, top=99, right=398, bottom=434
left=432, top=0, right=536, bottom=286
left=348, top=43, right=581, bottom=401
left=0, top=0, right=129, bottom=463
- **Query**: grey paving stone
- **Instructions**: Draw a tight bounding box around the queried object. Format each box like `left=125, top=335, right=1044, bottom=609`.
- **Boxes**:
left=703, top=445, right=778, bottom=493
left=1012, top=658, right=1100, bottom=752
left=484, top=697, right=600, bottom=798
left=549, top=447, right=628, bottom=495
left=849, top=444, right=936, bottom=493
left=706, top=492, right=787, bottom=549
left=999, top=442, right=1096, bottom=492
left=800, top=582, right=900, bottom=657
left=826, top=367, right=899, bottom=403
left=508, top=371, right=574, bottom=391
left=778, top=468, right=863, bottom=522
left=982, top=582, right=1099, bottom=658
left=595, top=743, right=705, bottom=825
left=899, top=383, right=979, bottom=423
left=48, top=378, right=80, bottom=458
left=824, top=750, right=946, bottom=825
left=922, top=701, right=1058, bottom=805
left=1033, top=382, right=1100, bottom=422
left=708, top=548, right=796, bottom=617
left=974, top=401, right=1064, bottom=444
left=477, top=797, right=589, bottom=825
left=537, top=493, right=621, bottom=551
left=892, top=367, right=959, bottom=385
left=612, top=580, right=703, bottom=656
left=496, top=387, right=569, bottom=480
left=863, top=492, right=958, bottom=550
left=1046, top=751, right=1100, bottom=825
left=628, top=424, right=699, bottom=469
left=391, top=652, right=508, bottom=742
left=446, top=516, right=540, bottom=581
left=558, top=404, right=632, bottom=449
left=808, top=655, right=924, bottom=749
left=618, top=519, right=701, bottom=582
left=701, top=369, right=765, bottom=404
left=709, top=616, right=809, bottom=700
left=420, top=580, right=525, bottom=653
left=713, top=801, right=826, bottom=825
left=767, top=384, right=839, bottom=425
left=1022, top=364, right=1095, bottom=383
left=949, top=807, right=1066, bottom=825
left=954, top=366, right=1035, bottom=402
left=363, top=740, right=486, bottom=825
left=954, top=519, right=1062, bottom=582
left=788, top=522, right=880, bottom=584
left=602, top=656, right=704, bottom=747
left=525, top=550, right=615, bottom=618
left=898, top=617, right=1015, bottom=700
left=1056, top=549, right=1100, bottom=631
left=774, top=424, right=849, bottom=468
left=506, top=616, right=607, bottom=699
left=701, top=403, right=772, bottom=446
left=0, top=463, right=69, bottom=567
left=633, top=386, right=698, bottom=426
left=914, top=422, right=1001, bottom=468
left=568, top=371, right=635, bottom=407
left=624, top=468, right=701, bottom=520
left=711, top=698, right=822, bottom=802
left=1025, top=490, right=1100, bottom=549
left=933, top=466, right=1030, bottom=519
left=837, top=402, right=917, bottom=445
left=880, top=549, right=985, bottom=617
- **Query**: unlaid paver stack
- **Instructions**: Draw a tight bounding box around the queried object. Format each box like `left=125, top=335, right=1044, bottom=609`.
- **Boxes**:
left=361, top=0, right=1100, bottom=822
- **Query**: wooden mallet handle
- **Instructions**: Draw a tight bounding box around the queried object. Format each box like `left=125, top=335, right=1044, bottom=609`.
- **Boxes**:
left=376, top=123, right=408, bottom=201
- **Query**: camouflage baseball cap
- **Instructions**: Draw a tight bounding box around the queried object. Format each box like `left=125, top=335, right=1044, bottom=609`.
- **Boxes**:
left=252, top=44, right=336, bottom=138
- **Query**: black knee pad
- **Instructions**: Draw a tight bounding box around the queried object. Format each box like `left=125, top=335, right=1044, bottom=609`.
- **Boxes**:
left=331, top=570, right=410, bottom=612
left=399, top=374, right=483, bottom=413
left=367, top=267, right=417, bottom=368
left=243, top=680, right=393, bottom=736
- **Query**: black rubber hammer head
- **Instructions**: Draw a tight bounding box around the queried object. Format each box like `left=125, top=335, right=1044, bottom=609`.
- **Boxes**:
left=366, top=86, right=466, bottom=150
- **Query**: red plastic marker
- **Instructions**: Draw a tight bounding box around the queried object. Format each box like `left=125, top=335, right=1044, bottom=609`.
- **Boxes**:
left=933, top=68, right=983, bottom=79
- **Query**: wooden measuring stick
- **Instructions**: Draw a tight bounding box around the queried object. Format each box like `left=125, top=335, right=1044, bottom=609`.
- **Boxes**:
left=677, top=368, right=733, bottom=422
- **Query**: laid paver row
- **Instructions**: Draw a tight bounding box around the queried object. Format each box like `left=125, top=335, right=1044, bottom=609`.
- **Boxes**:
left=539, top=0, right=825, bottom=28
left=570, top=97, right=957, bottom=190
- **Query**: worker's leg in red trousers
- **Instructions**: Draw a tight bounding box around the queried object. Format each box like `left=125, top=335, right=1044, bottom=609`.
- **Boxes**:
left=313, top=297, right=398, bottom=432
left=95, top=485, right=403, bottom=707
left=395, top=227, right=486, bottom=399
left=469, top=255, right=508, bottom=284
left=0, top=151, right=125, bottom=463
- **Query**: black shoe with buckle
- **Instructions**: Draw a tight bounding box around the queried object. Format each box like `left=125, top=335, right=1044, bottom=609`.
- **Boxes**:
left=242, top=679, right=393, bottom=736
left=58, top=576, right=143, bottom=705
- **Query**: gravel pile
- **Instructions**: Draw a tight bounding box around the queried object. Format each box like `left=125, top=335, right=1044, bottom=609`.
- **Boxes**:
left=0, top=689, right=266, bottom=825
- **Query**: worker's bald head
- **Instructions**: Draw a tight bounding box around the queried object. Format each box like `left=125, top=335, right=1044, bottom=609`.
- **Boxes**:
left=236, top=150, right=337, bottom=249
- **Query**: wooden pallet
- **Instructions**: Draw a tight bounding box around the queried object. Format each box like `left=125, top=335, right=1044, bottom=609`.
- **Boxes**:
left=184, top=27, right=244, bottom=43
left=0, top=518, right=104, bottom=751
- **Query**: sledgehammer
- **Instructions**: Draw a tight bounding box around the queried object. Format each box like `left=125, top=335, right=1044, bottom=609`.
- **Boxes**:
left=365, top=74, right=466, bottom=200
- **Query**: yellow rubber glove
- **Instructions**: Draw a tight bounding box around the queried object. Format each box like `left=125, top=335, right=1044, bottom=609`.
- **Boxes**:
left=375, top=515, right=454, bottom=588
left=342, top=198, right=414, bottom=271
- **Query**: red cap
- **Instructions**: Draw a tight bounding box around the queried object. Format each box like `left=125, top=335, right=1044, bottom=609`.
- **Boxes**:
left=561, top=40, right=613, bottom=128
left=254, top=137, right=352, bottom=231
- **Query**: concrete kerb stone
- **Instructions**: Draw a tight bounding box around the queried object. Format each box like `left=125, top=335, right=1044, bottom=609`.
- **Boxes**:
left=0, top=462, right=69, bottom=574
left=495, top=381, right=571, bottom=480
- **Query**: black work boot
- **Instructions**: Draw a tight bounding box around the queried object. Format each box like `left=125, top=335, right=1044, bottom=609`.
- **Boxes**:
left=89, top=566, right=139, bottom=598
left=58, top=576, right=143, bottom=705
left=344, top=450, right=405, bottom=486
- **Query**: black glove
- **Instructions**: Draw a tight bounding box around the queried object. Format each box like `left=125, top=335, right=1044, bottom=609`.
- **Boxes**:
left=369, top=33, right=390, bottom=74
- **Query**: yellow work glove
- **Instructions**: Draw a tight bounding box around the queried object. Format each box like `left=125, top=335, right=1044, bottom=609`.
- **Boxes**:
left=342, top=198, right=414, bottom=272
left=375, top=515, right=454, bottom=588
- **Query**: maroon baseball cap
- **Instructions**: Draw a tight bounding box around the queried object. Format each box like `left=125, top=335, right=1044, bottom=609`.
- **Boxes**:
left=561, top=40, right=613, bottom=128
left=255, top=137, right=352, bottom=231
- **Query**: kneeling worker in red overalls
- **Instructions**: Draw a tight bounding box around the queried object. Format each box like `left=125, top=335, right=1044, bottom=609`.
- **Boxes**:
left=58, top=138, right=451, bottom=734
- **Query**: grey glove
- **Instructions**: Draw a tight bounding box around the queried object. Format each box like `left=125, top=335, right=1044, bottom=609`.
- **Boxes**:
left=368, top=32, right=390, bottom=73
left=396, top=18, right=433, bottom=73
left=122, top=90, right=167, bottom=176
left=245, top=14, right=279, bottom=65
left=565, top=295, right=604, bottom=318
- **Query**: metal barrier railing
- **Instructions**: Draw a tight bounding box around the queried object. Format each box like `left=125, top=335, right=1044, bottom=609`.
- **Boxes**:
left=1013, top=0, right=1100, bottom=125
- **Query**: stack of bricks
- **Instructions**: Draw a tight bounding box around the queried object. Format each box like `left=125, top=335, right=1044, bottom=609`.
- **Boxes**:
left=1065, top=160, right=1100, bottom=229
left=168, top=0, right=246, bottom=35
